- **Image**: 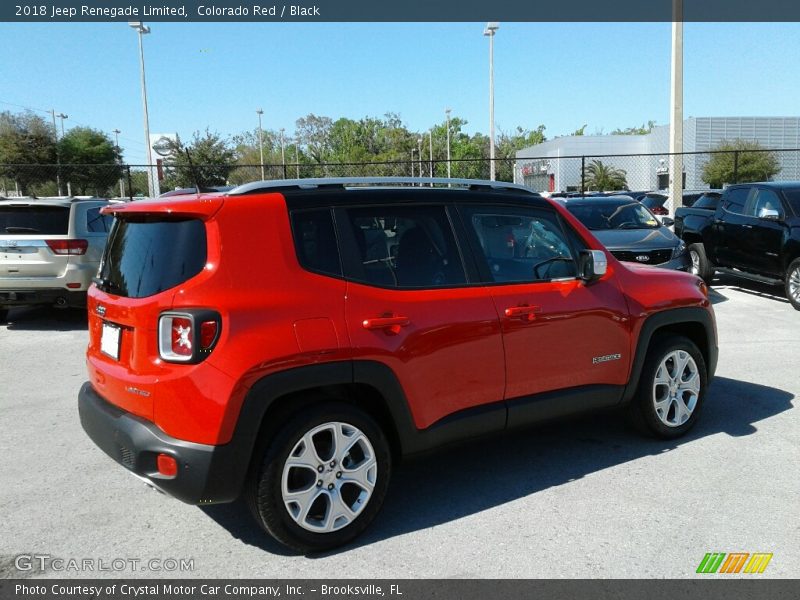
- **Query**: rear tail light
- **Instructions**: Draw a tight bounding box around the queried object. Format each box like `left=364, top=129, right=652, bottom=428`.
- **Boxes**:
left=46, top=239, right=88, bottom=255
left=158, top=311, right=221, bottom=363
left=652, top=206, right=669, bottom=216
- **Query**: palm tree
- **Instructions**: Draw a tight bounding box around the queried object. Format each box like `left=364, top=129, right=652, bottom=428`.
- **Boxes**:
left=582, top=159, right=628, bottom=192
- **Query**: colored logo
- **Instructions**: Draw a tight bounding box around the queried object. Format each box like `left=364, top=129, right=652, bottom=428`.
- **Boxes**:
left=697, top=552, right=773, bottom=574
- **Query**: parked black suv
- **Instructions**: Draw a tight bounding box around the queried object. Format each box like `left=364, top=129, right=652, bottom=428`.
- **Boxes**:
left=674, top=182, right=800, bottom=310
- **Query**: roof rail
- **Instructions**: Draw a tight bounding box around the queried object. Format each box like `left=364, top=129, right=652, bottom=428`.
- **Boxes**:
left=226, top=177, right=540, bottom=197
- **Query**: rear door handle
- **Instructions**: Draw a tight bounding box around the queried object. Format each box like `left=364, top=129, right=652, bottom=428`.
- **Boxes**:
left=504, top=305, right=541, bottom=322
left=742, top=224, right=753, bottom=229
left=362, top=315, right=410, bottom=334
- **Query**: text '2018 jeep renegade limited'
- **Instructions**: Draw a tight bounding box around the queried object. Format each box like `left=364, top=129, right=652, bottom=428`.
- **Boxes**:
left=78, top=178, right=718, bottom=552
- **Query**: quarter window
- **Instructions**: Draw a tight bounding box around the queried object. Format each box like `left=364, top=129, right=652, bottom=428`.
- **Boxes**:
left=86, top=207, right=114, bottom=233
left=290, top=209, right=342, bottom=277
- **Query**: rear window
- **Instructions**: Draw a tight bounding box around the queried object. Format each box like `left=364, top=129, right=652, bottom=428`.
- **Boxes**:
left=97, top=219, right=206, bottom=298
left=641, top=194, right=666, bottom=209
left=0, top=205, right=69, bottom=235
left=693, top=193, right=721, bottom=210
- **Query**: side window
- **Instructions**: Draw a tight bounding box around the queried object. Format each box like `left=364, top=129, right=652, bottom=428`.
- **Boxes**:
left=722, top=187, right=752, bottom=214
left=342, top=205, right=466, bottom=288
left=86, top=207, right=114, bottom=233
left=749, top=189, right=784, bottom=219
left=290, top=209, right=342, bottom=277
left=463, top=206, right=578, bottom=283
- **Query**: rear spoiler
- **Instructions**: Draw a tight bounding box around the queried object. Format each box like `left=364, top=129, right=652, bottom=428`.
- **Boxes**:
left=101, top=196, right=224, bottom=220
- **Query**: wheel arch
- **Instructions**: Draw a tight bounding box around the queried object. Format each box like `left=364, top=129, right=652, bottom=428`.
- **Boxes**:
left=622, top=307, right=718, bottom=403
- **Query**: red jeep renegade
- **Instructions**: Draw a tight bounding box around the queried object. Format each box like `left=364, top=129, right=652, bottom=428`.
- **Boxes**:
left=79, top=178, right=717, bottom=552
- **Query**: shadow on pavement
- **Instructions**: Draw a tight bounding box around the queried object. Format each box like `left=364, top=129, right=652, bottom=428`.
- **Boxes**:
left=711, top=274, right=789, bottom=306
left=2, top=306, right=88, bottom=331
left=201, top=376, right=793, bottom=556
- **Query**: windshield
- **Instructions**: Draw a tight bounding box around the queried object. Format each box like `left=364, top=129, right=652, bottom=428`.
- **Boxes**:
left=567, top=202, right=661, bottom=230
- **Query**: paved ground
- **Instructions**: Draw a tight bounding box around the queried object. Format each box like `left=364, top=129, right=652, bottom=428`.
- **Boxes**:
left=1, top=274, right=798, bottom=579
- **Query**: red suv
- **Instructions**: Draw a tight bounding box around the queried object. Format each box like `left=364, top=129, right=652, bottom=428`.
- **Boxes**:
left=79, top=178, right=717, bottom=552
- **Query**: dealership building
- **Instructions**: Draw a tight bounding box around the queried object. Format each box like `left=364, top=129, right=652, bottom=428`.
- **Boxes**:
left=514, top=117, right=800, bottom=193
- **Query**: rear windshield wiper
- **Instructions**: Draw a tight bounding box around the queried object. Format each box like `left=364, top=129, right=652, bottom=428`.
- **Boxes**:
left=4, top=226, right=40, bottom=233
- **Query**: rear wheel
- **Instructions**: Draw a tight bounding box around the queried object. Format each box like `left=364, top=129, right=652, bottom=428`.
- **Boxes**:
left=785, top=258, right=800, bottom=311
left=688, top=243, right=714, bottom=284
left=247, top=402, right=391, bottom=553
left=628, top=335, right=707, bottom=439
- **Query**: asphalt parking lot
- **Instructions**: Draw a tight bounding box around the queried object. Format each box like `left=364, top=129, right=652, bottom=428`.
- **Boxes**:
left=0, top=275, right=797, bottom=579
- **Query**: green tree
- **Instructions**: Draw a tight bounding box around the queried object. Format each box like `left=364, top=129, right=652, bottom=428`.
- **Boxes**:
left=702, top=139, right=780, bottom=187
left=58, top=127, right=121, bottom=195
left=295, top=114, right=333, bottom=164
left=612, top=120, right=657, bottom=135
left=0, top=111, right=57, bottom=194
left=164, top=130, right=237, bottom=188
left=571, top=124, right=588, bottom=136
left=583, top=159, right=628, bottom=191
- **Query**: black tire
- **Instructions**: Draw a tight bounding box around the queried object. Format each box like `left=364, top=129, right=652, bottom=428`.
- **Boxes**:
left=627, top=335, right=708, bottom=439
left=785, top=258, right=800, bottom=311
left=246, top=401, right=391, bottom=553
left=688, top=243, right=714, bottom=284
left=0, top=309, right=8, bottom=323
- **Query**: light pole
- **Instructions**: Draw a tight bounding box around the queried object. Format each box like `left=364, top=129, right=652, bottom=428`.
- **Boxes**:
left=113, top=129, right=124, bottom=198
left=280, top=128, right=286, bottom=178
left=295, top=137, right=300, bottom=179
left=129, top=21, right=155, bottom=198
left=256, top=108, right=265, bottom=180
left=484, top=22, right=499, bottom=181
left=417, top=137, right=423, bottom=183
left=668, top=0, right=684, bottom=214
left=445, top=107, right=452, bottom=179
left=50, top=109, right=63, bottom=196
left=428, top=130, right=433, bottom=185
left=411, top=148, right=417, bottom=177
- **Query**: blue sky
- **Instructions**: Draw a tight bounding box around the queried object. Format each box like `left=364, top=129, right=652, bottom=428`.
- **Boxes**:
left=1, top=21, right=799, bottom=163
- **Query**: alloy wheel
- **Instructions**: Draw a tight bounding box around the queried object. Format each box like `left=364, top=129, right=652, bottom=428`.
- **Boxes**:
left=789, top=267, right=800, bottom=303
left=689, top=250, right=701, bottom=276
left=652, top=350, right=700, bottom=427
left=281, top=421, right=377, bottom=533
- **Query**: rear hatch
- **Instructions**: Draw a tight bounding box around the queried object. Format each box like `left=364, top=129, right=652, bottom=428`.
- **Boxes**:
left=87, top=199, right=220, bottom=419
left=0, top=203, right=74, bottom=281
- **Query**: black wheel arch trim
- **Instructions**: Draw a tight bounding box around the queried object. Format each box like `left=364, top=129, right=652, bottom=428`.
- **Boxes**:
left=621, top=306, right=718, bottom=403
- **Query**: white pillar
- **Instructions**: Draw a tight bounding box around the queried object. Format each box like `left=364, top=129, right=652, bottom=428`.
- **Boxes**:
left=668, top=0, right=683, bottom=214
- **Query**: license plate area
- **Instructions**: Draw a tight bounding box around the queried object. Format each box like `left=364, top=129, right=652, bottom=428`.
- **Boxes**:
left=100, top=322, right=121, bottom=360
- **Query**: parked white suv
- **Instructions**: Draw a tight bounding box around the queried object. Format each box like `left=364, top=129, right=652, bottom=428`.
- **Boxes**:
left=0, top=197, right=114, bottom=322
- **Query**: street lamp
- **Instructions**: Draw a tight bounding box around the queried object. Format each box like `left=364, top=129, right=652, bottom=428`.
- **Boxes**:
left=428, top=130, right=434, bottom=186
left=411, top=148, right=417, bottom=177
left=128, top=21, right=155, bottom=198
left=484, top=22, right=500, bottom=181
left=445, top=107, right=452, bottom=179
left=295, top=137, right=301, bottom=179
left=56, top=113, right=68, bottom=137
left=417, top=137, right=423, bottom=183
left=50, top=109, right=63, bottom=196
left=113, top=129, right=124, bottom=198
left=280, top=128, right=286, bottom=178
left=256, top=108, right=265, bottom=180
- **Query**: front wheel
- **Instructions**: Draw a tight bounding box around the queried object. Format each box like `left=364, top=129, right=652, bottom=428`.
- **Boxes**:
left=247, top=402, right=391, bottom=553
left=785, top=258, right=800, bottom=311
left=628, top=335, right=708, bottom=439
left=688, top=243, right=714, bottom=284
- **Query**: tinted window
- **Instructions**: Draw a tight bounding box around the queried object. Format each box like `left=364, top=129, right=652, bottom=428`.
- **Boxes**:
left=693, top=193, right=721, bottom=210
left=722, top=188, right=751, bottom=214
left=343, top=205, right=466, bottom=288
left=464, top=206, right=577, bottom=283
left=0, top=205, right=69, bottom=234
left=98, top=219, right=206, bottom=298
left=567, top=201, right=661, bottom=231
left=749, top=189, right=784, bottom=218
left=784, top=189, right=800, bottom=215
left=642, top=194, right=667, bottom=210
left=290, top=209, right=341, bottom=277
left=86, top=207, right=114, bottom=233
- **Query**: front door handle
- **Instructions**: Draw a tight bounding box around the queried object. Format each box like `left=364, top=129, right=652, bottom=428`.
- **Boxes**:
left=362, top=315, right=410, bottom=335
left=742, top=224, right=753, bottom=229
left=504, top=305, right=541, bottom=322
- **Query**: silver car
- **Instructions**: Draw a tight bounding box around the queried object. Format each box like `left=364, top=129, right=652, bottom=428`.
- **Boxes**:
left=0, top=197, right=114, bottom=321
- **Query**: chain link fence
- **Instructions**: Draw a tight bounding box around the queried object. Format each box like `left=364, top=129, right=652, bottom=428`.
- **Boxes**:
left=2, top=148, right=798, bottom=200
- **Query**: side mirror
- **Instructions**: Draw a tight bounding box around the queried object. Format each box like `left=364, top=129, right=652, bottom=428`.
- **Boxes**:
left=758, top=208, right=782, bottom=221
left=578, top=249, right=608, bottom=282
left=660, top=217, right=675, bottom=227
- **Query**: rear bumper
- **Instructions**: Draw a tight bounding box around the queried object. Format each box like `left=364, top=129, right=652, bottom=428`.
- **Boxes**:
left=78, top=382, right=247, bottom=504
left=0, top=288, right=85, bottom=308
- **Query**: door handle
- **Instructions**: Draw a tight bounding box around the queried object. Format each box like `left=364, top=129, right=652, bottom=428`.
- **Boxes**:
left=504, top=305, right=541, bottom=322
left=742, top=224, right=753, bottom=229
left=362, top=315, right=410, bottom=335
